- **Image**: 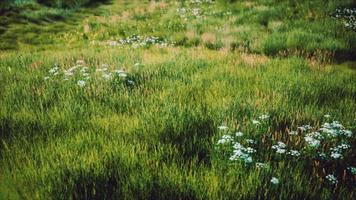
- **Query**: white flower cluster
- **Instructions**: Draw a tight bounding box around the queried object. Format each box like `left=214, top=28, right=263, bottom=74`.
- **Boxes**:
left=217, top=134, right=233, bottom=145
left=216, top=127, right=256, bottom=164
left=298, top=124, right=313, bottom=132
left=330, top=143, right=350, bottom=159
left=229, top=141, right=256, bottom=164
left=332, top=8, right=356, bottom=30
left=320, top=121, right=352, bottom=138
left=177, top=7, right=204, bottom=19
left=252, top=114, right=269, bottom=126
left=256, top=162, right=268, bottom=169
left=272, top=141, right=287, bottom=154
left=347, top=166, right=356, bottom=175
left=215, top=114, right=355, bottom=187
left=270, top=177, right=279, bottom=185
left=271, top=141, right=301, bottom=157
left=325, top=174, right=338, bottom=184
left=44, top=60, right=133, bottom=87
left=304, top=132, right=323, bottom=148
left=190, top=0, right=213, bottom=4
left=106, top=35, right=174, bottom=48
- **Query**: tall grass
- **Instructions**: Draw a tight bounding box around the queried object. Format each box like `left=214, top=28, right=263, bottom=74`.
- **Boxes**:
left=0, top=0, right=356, bottom=199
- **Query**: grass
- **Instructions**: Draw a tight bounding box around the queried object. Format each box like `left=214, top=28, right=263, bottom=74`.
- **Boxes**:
left=0, top=0, right=356, bottom=199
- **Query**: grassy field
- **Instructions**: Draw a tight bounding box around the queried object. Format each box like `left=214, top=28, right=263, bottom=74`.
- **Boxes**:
left=0, top=0, right=356, bottom=199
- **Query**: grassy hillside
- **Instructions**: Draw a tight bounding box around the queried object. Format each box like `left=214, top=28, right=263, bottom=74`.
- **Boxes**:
left=0, top=0, right=355, bottom=199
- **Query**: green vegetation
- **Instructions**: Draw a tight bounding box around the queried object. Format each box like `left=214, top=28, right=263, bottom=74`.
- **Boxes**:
left=0, top=0, right=355, bottom=199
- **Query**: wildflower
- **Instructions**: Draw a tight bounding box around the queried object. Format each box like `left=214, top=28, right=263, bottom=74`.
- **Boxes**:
left=245, top=147, right=256, bottom=154
left=256, top=162, right=268, bottom=169
left=218, top=125, right=228, bottom=131
left=76, top=60, right=85, bottom=65
left=49, top=67, right=59, bottom=74
left=276, top=148, right=286, bottom=154
left=319, top=152, right=327, bottom=159
left=289, top=131, right=298, bottom=135
left=96, top=68, right=108, bottom=72
left=324, top=114, right=331, bottom=118
left=127, top=80, right=135, bottom=85
left=270, top=177, right=279, bottom=185
left=325, top=174, right=338, bottom=184
left=80, top=67, right=88, bottom=73
left=252, top=120, right=261, bottom=125
left=64, top=71, right=74, bottom=76
left=259, top=114, right=269, bottom=120
left=330, top=152, right=343, bottom=159
left=288, top=150, right=300, bottom=157
left=340, top=129, right=353, bottom=137
left=298, top=124, right=312, bottom=132
left=118, top=73, right=127, bottom=78
left=44, top=76, right=50, bottom=80
left=347, top=166, right=356, bottom=175
left=235, top=131, right=243, bottom=137
left=245, top=139, right=255, bottom=144
left=217, top=135, right=233, bottom=144
left=102, top=73, right=112, bottom=80
left=304, top=136, right=320, bottom=148
left=77, top=80, right=86, bottom=87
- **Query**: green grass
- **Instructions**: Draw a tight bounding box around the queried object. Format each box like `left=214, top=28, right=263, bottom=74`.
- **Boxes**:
left=0, top=0, right=356, bottom=199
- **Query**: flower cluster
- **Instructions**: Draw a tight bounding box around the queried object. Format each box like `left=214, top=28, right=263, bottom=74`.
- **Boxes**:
left=331, top=8, right=356, bottom=31
left=215, top=114, right=355, bottom=187
left=229, top=141, right=256, bottom=163
left=106, top=35, right=174, bottom=48
left=44, top=60, right=133, bottom=87
left=325, top=174, right=338, bottom=185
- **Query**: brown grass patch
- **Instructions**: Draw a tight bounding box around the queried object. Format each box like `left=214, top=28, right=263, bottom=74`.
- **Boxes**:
left=240, top=53, right=269, bottom=66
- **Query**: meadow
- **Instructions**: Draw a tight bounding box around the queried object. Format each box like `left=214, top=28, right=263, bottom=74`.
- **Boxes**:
left=0, top=0, right=355, bottom=199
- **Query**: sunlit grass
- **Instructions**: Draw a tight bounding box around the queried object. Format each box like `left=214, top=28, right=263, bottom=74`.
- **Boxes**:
left=0, top=0, right=356, bottom=199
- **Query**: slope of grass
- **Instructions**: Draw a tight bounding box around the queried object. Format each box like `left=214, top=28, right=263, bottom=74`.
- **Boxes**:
left=0, top=0, right=355, bottom=199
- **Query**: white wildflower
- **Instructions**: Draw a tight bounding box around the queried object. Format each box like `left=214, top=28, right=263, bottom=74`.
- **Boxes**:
left=235, top=131, right=243, bottom=137
left=77, top=80, right=86, bottom=87
left=252, top=120, right=261, bottom=125
left=270, top=177, right=279, bottom=185
left=325, top=174, right=338, bottom=184
left=218, top=125, right=228, bottom=131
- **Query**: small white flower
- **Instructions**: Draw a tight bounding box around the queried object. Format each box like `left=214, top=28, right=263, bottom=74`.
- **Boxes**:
left=76, top=60, right=85, bottom=65
left=127, top=80, right=135, bottom=85
left=118, top=73, right=127, bottom=78
left=304, top=136, right=320, bottom=148
left=217, top=135, right=233, bottom=144
left=270, top=177, right=279, bottom=185
left=256, top=162, right=268, bottom=169
left=325, top=174, right=338, bottom=184
left=235, top=132, right=243, bottom=137
left=289, top=131, right=298, bottom=135
left=77, top=80, right=86, bottom=87
left=218, top=125, right=228, bottom=131
left=276, top=148, right=286, bottom=154
left=324, top=114, right=331, bottom=118
left=330, top=152, right=343, bottom=159
left=252, top=120, right=261, bottom=125
left=259, top=114, right=269, bottom=120
left=245, top=139, right=255, bottom=144
left=49, top=67, right=59, bottom=74
left=288, top=150, right=300, bottom=157
left=348, top=166, right=356, bottom=175
left=44, top=76, right=50, bottom=80
left=102, top=73, right=112, bottom=80
left=96, top=68, right=108, bottom=72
